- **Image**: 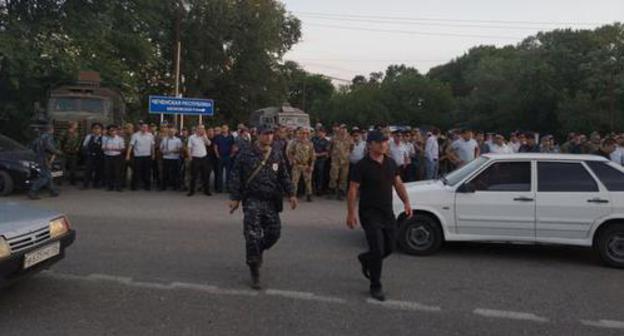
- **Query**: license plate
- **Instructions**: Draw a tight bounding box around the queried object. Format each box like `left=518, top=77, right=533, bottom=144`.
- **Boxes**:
left=51, top=171, right=63, bottom=178
left=23, top=242, right=60, bottom=269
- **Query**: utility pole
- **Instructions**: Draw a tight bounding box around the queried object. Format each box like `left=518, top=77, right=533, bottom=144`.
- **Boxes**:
left=174, top=0, right=183, bottom=129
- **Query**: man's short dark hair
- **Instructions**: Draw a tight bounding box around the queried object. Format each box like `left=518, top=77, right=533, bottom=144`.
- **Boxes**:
left=91, top=122, right=103, bottom=129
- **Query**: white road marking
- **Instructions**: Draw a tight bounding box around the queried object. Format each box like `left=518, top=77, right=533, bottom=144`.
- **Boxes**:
left=581, top=319, right=624, bottom=329
left=266, top=289, right=347, bottom=304
left=473, top=308, right=548, bottom=323
left=171, top=281, right=258, bottom=297
left=86, top=273, right=132, bottom=284
left=366, top=298, right=442, bottom=312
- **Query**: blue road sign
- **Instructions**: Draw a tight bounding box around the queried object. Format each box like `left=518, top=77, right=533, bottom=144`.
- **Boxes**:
left=148, top=96, right=214, bottom=116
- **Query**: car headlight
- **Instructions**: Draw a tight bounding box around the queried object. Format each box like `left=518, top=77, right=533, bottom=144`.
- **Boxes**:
left=49, top=216, right=70, bottom=239
left=0, top=237, right=11, bottom=259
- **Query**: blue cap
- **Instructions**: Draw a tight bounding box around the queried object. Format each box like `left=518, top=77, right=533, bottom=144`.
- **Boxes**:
left=366, top=130, right=388, bottom=143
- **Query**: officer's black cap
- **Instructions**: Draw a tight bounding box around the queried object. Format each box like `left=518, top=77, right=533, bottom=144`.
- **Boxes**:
left=257, top=125, right=274, bottom=134
left=91, top=122, right=103, bottom=129
left=367, top=130, right=388, bottom=143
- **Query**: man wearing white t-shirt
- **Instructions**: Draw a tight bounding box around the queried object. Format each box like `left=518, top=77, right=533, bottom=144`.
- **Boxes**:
left=449, top=129, right=480, bottom=167
left=160, top=125, right=184, bottom=191
left=424, top=128, right=440, bottom=180
left=489, top=135, right=514, bottom=154
left=187, top=125, right=212, bottom=197
left=126, top=122, right=155, bottom=191
left=389, top=131, right=408, bottom=179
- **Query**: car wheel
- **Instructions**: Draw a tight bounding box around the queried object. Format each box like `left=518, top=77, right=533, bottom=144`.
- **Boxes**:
left=0, top=170, right=14, bottom=196
left=398, top=214, right=443, bottom=256
left=597, top=224, right=624, bottom=268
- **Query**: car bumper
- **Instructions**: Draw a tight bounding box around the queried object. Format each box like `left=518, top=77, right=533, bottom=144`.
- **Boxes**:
left=0, top=230, right=76, bottom=287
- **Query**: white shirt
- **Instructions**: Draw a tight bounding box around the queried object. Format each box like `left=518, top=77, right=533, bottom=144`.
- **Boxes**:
left=610, top=146, right=624, bottom=165
left=511, top=141, right=521, bottom=153
left=425, top=135, right=439, bottom=160
left=160, top=136, right=184, bottom=160
left=389, top=140, right=408, bottom=166
left=349, top=140, right=367, bottom=164
left=130, top=132, right=155, bottom=157
left=102, top=135, right=125, bottom=156
left=452, top=138, right=479, bottom=164
left=489, top=143, right=514, bottom=154
left=188, top=134, right=210, bottom=158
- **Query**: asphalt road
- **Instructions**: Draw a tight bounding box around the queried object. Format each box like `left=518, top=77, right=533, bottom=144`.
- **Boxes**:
left=1, top=187, right=623, bottom=336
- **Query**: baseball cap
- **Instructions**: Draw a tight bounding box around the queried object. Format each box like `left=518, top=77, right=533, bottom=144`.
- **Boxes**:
left=366, top=130, right=388, bottom=143
left=257, top=125, right=274, bottom=134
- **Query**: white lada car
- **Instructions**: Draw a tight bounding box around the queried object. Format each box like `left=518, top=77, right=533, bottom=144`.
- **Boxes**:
left=393, top=153, right=624, bottom=268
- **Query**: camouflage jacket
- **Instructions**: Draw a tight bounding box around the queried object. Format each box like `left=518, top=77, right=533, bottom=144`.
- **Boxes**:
left=59, top=131, right=82, bottom=155
left=330, top=136, right=353, bottom=160
left=287, top=140, right=315, bottom=166
left=230, top=142, right=294, bottom=202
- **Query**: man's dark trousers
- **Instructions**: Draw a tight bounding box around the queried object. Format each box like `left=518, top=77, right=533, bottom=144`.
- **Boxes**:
left=104, top=155, right=123, bottom=190
left=359, top=208, right=397, bottom=290
left=162, top=158, right=181, bottom=190
left=132, top=156, right=152, bottom=190
left=189, top=156, right=210, bottom=194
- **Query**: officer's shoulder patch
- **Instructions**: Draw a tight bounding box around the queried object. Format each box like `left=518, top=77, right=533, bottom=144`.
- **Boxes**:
left=272, top=163, right=279, bottom=172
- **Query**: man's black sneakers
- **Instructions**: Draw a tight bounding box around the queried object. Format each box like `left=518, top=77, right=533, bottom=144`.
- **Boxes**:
left=358, top=254, right=370, bottom=279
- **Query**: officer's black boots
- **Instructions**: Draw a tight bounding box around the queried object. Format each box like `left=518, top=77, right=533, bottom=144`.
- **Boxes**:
left=249, top=264, right=261, bottom=290
left=370, top=287, right=386, bottom=302
left=27, top=191, right=40, bottom=200
left=306, top=194, right=312, bottom=202
left=326, top=188, right=335, bottom=199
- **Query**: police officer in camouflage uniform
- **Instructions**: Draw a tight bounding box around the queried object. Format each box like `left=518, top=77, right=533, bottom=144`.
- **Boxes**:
left=29, top=124, right=63, bottom=200
left=229, top=125, right=297, bottom=290
left=328, top=124, right=353, bottom=200
left=287, top=127, right=315, bottom=202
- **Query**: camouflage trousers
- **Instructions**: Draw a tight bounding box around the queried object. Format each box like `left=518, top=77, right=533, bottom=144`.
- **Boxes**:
left=292, top=164, right=313, bottom=196
left=243, top=199, right=281, bottom=266
left=329, top=158, right=349, bottom=192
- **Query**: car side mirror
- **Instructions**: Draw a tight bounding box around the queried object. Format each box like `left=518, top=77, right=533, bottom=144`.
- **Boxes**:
left=458, top=183, right=476, bottom=193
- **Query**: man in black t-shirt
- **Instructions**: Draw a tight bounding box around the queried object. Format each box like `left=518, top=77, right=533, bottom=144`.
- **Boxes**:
left=347, top=130, right=413, bottom=301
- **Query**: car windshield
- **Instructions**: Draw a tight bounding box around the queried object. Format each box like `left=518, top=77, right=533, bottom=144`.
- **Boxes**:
left=0, top=134, right=28, bottom=152
left=443, top=156, right=489, bottom=186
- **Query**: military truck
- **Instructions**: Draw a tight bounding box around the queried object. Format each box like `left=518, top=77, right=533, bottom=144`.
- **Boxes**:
left=250, top=103, right=310, bottom=129
left=44, top=71, right=126, bottom=136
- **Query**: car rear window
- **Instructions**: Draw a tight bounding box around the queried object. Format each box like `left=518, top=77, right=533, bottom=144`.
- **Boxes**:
left=538, top=162, right=598, bottom=192
left=586, top=161, right=624, bottom=191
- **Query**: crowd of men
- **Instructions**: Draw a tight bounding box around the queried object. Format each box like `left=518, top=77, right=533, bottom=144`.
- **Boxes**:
left=34, top=120, right=624, bottom=200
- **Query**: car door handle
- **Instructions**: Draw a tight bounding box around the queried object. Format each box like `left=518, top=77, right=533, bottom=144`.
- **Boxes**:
left=587, top=198, right=609, bottom=204
left=513, top=197, right=534, bottom=202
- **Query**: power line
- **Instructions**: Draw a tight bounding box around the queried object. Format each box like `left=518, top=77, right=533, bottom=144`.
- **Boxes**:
left=294, top=11, right=608, bottom=26
left=305, top=22, right=524, bottom=40
left=293, top=57, right=449, bottom=63
left=298, top=14, right=585, bottom=31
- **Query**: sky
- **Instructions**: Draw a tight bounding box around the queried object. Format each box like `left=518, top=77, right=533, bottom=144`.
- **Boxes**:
left=280, top=0, right=624, bottom=83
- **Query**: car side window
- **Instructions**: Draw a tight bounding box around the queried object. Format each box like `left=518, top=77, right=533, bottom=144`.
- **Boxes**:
left=469, top=162, right=531, bottom=192
left=586, top=161, right=624, bottom=191
left=538, top=162, right=598, bottom=192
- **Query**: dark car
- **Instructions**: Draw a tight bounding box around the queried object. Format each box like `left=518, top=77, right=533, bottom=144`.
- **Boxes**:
left=0, top=134, right=63, bottom=196
left=0, top=202, right=76, bottom=287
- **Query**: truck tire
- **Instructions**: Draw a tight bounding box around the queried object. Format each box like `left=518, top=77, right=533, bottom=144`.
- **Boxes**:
left=0, top=170, right=14, bottom=196
left=596, top=224, right=624, bottom=268
left=398, top=214, right=443, bottom=256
